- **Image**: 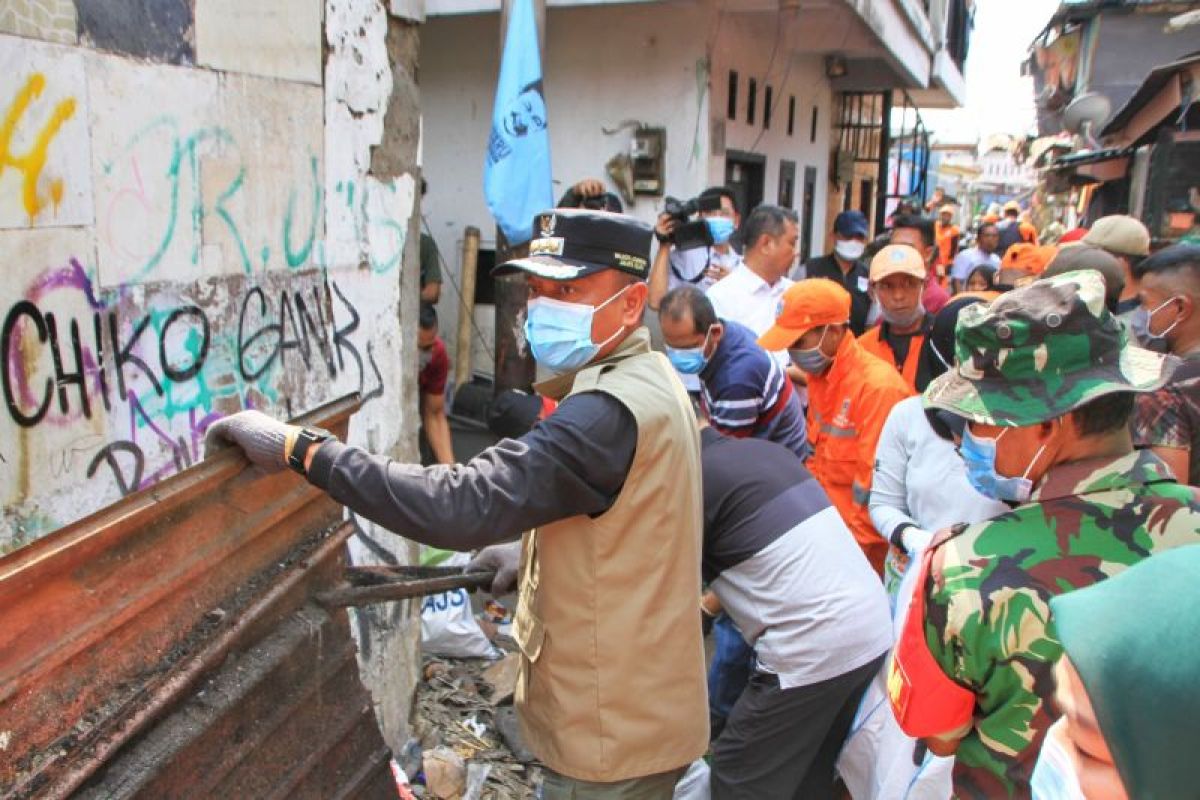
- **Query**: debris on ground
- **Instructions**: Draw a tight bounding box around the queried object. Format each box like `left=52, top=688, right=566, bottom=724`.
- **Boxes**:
left=407, top=650, right=541, bottom=799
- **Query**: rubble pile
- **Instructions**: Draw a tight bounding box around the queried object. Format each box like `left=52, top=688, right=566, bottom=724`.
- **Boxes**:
left=404, top=651, right=541, bottom=799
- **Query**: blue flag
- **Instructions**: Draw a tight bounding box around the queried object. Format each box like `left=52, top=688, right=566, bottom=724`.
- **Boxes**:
left=484, top=0, right=552, bottom=245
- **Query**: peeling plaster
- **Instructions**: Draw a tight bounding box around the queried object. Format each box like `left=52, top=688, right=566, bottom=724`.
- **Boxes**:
left=323, top=0, right=421, bottom=754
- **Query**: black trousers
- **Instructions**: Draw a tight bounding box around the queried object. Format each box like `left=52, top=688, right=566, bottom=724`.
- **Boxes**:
left=710, top=652, right=886, bottom=800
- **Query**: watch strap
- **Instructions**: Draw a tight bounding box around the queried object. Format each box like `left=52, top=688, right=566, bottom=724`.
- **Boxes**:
left=288, top=427, right=332, bottom=475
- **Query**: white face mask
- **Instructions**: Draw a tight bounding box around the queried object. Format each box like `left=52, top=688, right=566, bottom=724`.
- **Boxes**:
left=1030, top=722, right=1086, bottom=800
left=835, top=239, right=866, bottom=261
left=881, top=301, right=926, bottom=329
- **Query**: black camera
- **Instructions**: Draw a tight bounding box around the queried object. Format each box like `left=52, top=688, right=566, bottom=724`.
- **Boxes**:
left=663, top=193, right=724, bottom=250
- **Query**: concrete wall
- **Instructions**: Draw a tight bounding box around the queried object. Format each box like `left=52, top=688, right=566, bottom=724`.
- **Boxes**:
left=711, top=10, right=832, bottom=255
left=420, top=1, right=832, bottom=374
left=0, top=0, right=422, bottom=751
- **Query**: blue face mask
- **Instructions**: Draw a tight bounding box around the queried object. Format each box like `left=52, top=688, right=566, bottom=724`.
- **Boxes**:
left=958, top=426, right=1048, bottom=504
left=666, top=328, right=713, bottom=375
left=788, top=326, right=834, bottom=375
left=705, top=217, right=736, bottom=245
left=524, top=286, right=629, bottom=373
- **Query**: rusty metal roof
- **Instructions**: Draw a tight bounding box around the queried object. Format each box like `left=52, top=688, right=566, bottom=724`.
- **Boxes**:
left=0, top=394, right=398, bottom=799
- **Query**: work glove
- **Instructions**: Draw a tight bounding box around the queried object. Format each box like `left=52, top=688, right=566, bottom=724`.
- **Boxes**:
left=204, top=410, right=292, bottom=473
left=467, top=542, right=522, bottom=596
left=899, top=526, right=934, bottom=556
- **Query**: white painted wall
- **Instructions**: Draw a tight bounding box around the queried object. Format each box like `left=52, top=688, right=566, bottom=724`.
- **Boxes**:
left=711, top=9, right=832, bottom=257
left=420, top=1, right=835, bottom=375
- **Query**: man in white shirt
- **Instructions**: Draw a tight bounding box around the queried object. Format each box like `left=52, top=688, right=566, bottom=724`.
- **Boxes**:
left=949, top=222, right=1001, bottom=293
left=707, top=205, right=800, bottom=379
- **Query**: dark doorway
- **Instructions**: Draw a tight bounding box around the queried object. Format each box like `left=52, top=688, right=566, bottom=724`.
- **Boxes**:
left=801, top=166, right=817, bottom=262
left=725, top=150, right=766, bottom=215
left=778, top=160, right=796, bottom=208
left=859, top=178, right=874, bottom=219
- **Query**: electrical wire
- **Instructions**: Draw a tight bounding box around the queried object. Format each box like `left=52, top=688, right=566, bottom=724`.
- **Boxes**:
left=746, top=7, right=793, bottom=156
left=422, top=212, right=496, bottom=357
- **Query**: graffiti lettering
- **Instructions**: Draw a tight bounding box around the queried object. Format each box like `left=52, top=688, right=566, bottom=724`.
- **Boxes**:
left=2, top=300, right=53, bottom=426
left=86, top=441, right=144, bottom=497
left=158, top=305, right=209, bottom=383
left=46, top=313, right=91, bottom=420
left=0, top=73, right=76, bottom=219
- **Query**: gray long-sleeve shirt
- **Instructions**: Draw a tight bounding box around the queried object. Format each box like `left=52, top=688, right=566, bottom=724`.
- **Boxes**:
left=308, top=392, right=637, bottom=550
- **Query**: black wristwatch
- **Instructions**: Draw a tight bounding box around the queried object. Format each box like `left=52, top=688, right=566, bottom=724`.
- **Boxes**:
left=288, top=427, right=334, bottom=476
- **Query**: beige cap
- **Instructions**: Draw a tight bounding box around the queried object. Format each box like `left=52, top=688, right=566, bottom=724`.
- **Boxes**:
left=939, top=204, right=955, bottom=216
left=1043, top=244, right=1126, bottom=307
left=1083, top=215, right=1150, bottom=257
left=1003, top=200, right=1021, bottom=213
left=870, top=244, right=928, bottom=282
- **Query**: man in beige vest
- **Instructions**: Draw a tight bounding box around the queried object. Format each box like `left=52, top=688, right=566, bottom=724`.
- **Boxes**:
left=206, top=208, right=709, bottom=798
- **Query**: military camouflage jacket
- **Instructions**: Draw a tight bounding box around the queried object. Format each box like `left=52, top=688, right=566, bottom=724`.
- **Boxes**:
left=920, top=450, right=1200, bottom=798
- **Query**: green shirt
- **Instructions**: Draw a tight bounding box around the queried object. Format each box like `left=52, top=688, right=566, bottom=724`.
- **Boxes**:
left=922, top=450, right=1200, bottom=798
left=420, top=232, right=442, bottom=288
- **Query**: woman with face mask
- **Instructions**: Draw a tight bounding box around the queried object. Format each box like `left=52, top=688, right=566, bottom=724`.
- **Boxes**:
left=1031, top=544, right=1200, bottom=800
left=838, top=297, right=1009, bottom=800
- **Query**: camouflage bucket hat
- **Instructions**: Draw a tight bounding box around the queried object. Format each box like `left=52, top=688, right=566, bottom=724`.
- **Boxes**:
left=923, top=269, right=1178, bottom=426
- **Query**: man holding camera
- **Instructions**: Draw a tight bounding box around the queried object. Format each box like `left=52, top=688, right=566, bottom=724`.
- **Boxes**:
left=648, top=186, right=742, bottom=310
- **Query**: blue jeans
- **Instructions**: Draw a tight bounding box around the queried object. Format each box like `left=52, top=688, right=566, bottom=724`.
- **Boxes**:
left=707, top=614, right=754, bottom=738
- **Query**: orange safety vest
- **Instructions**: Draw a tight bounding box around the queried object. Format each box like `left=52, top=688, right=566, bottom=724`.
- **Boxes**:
left=805, top=335, right=914, bottom=573
left=889, top=540, right=975, bottom=738
left=935, top=222, right=959, bottom=270
left=857, top=323, right=927, bottom=392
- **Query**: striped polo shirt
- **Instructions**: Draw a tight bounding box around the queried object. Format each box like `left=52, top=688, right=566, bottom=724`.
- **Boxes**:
left=699, top=319, right=810, bottom=460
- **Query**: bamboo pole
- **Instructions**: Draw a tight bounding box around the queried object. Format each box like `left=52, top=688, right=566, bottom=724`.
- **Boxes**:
left=456, top=226, right=481, bottom=389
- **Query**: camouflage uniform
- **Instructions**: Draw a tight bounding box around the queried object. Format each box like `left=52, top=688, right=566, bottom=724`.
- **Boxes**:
left=1133, top=354, right=1200, bottom=485
left=895, top=271, right=1200, bottom=798
left=924, top=450, right=1200, bottom=797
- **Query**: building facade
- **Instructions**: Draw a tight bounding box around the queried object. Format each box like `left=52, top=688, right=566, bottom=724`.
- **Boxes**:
left=420, top=0, right=968, bottom=377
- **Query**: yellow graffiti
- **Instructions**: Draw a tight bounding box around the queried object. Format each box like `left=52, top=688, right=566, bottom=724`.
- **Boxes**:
left=0, top=73, right=77, bottom=219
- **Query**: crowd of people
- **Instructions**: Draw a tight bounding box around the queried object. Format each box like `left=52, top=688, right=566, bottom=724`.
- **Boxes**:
left=207, top=187, right=1200, bottom=800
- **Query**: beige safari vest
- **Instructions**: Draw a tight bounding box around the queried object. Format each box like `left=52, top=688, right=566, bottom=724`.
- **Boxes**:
left=512, top=327, right=708, bottom=782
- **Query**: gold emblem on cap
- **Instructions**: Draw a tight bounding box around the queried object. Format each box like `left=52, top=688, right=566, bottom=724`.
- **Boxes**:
left=539, top=213, right=557, bottom=238
left=530, top=237, right=565, bottom=257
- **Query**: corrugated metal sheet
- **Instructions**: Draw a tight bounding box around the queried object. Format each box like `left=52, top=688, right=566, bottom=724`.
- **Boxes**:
left=0, top=395, right=397, bottom=799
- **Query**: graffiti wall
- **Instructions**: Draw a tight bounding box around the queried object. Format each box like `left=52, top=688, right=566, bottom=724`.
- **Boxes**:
left=1, top=0, right=425, bottom=750
left=0, top=4, right=417, bottom=551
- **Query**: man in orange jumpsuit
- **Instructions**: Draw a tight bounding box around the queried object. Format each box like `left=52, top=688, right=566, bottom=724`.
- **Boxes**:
left=760, top=279, right=913, bottom=573
left=934, top=204, right=960, bottom=280
left=858, top=245, right=932, bottom=392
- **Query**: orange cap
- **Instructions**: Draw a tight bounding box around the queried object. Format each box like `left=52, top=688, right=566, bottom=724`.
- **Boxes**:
left=1002, top=243, right=1058, bottom=275
left=758, top=279, right=851, bottom=351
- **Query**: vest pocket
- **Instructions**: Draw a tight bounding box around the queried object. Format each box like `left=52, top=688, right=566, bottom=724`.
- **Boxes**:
left=512, top=606, right=545, bottom=708
left=513, top=606, right=545, bottom=663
